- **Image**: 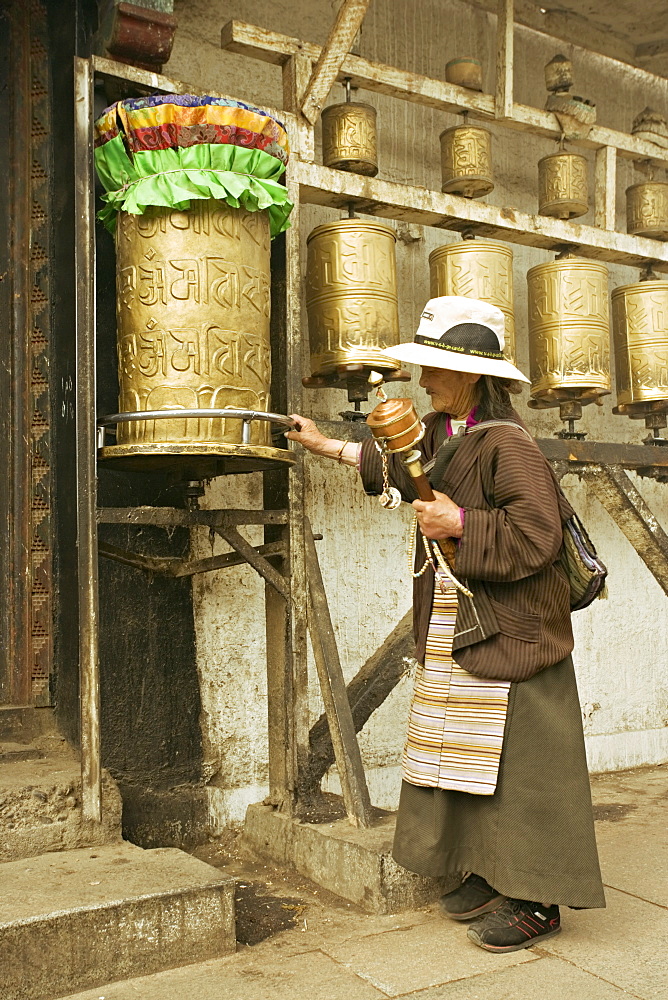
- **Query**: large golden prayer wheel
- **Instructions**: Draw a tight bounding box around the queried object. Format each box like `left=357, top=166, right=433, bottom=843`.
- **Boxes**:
left=305, top=219, right=401, bottom=379
left=429, top=239, right=515, bottom=361
left=538, top=151, right=588, bottom=219
left=100, top=199, right=294, bottom=475
left=439, top=125, right=494, bottom=198
left=612, top=280, right=668, bottom=431
left=321, top=102, right=378, bottom=176
left=626, top=182, right=668, bottom=240
left=527, top=257, right=610, bottom=430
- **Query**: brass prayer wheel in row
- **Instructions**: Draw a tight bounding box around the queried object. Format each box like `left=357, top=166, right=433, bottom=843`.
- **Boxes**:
left=538, top=151, right=588, bottom=220
left=101, top=200, right=293, bottom=473
left=428, top=239, right=516, bottom=362
left=439, top=125, right=494, bottom=198
left=626, top=182, right=668, bottom=240
left=612, top=280, right=668, bottom=415
left=321, top=102, right=378, bottom=176
left=305, top=219, right=400, bottom=378
left=527, top=257, right=611, bottom=408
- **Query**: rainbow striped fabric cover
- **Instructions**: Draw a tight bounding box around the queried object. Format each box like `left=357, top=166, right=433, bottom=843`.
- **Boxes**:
left=94, top=94, right=293, bottom=236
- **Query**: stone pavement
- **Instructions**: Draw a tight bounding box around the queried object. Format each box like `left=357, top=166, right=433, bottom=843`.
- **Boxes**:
left=62, top=765, right=667, bottom=1000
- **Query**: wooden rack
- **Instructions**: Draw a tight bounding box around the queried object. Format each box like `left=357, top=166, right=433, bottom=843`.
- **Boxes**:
left=74, top=0, right=668, bottom=834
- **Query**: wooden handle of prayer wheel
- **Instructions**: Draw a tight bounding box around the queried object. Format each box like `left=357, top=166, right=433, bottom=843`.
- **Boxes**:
left=403, top=450, right=435, bottom=502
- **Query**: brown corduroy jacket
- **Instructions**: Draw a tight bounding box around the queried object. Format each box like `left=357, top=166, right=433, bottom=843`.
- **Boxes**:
left=359, top=410, right=575, bottom=682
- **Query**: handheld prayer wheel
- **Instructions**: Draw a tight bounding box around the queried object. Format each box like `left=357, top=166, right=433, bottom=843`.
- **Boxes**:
left=439, top=125, right=494, bottom=198
left=93, top=94, right=295, bottom=476
left=304, top=219, right=407, bottom=407
left=626, top=182, right=668, bottom=240
left=366, top=398, right=466, bottom=585
left=527, top=256, right=610, bottom=437
left=612, top=278, right=668, bottom=440
left=538, top=151, right=588, bottom=220
left=428, top=239, right=515, bottom=361
left=321, top=101, right=378, bottom=176
left=366, top=398, right=434, bottom=500
left=445, top=57, right=482, bottom=91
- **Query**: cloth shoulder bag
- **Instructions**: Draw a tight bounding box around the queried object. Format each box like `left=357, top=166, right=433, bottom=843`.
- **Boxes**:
left=431, top=419, right=608, bottom=612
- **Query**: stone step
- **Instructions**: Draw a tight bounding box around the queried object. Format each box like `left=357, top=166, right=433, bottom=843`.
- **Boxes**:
left=0, top=749, right=122, bottom=862
left=0, top=842, right=236, bottom=1000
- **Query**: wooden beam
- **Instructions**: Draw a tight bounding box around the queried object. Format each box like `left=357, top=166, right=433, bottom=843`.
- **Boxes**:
left=581, top=465, right=668, bottom=597
left=496, top=0, right=514, bottom=120
left=220, top=21, right=668, bottom=168
left=98, top=540, right=286, bottom=577
left=213, top=525, right=289, bottom=599
left=282, top=52, right=315, bottom=161
left=300, top=0, right=372, bottom=125
left=304, top=519, right=373, bottom=828
left=296, top=161, right=668, bottom=271
left=595, top=146, right=617, bottom=231
left=303, top=610, right=413, bottom=795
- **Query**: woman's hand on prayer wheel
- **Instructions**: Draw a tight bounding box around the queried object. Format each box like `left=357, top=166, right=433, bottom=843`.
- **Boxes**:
left=413, top=490, right=464, bottom=540
left=285, top=414, right=330, bottom=454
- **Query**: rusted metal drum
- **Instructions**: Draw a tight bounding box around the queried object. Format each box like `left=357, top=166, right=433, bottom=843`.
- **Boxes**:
left=445, top=58, right=482, bottom=91
left=439, top=125, right=494, bottom=198
left=538, top=151, right=588, bottom=219
left=101, top=199, right=293, bottom=473
left=612, top=280, right=668, bottom=414
left=321, top=102, right=378, bottom=176
left=626, top=182, right=668, bottom=240
left=305, top=219, right=400, bottom=377
left=429, top=239, right=515, bottom=361
left=527, top=257, right=610, bottom=407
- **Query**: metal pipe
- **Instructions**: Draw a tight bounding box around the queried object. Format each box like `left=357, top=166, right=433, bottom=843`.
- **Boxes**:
left=74, top=57, right=102, bottom=824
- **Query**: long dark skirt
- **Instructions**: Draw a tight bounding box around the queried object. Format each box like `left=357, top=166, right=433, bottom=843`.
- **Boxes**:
left=392, top=655, right=606, bottom=909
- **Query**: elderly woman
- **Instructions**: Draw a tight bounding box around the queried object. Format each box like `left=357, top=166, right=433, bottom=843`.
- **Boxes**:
left=288, top=296, right=604, bottom=953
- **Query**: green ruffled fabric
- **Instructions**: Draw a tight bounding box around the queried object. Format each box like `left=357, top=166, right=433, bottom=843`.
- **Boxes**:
left=95, top=137, right=293, bottom=237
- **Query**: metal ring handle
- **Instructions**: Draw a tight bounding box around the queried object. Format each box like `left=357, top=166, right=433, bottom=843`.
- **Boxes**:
left=97, top=408, right=297, bottom=449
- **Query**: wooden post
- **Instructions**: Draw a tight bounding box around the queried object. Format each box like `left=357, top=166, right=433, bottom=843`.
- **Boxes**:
left=264, top=164, right=310, bottom=813
left=74, top=57, right=102, bottom=824
left=304, top=519, right=374, bottom=828
left=300, top=0, right=372, bottom=125
left=496, top=0, right=514, bottom=120
left=282, top=52, right=315, bottom=161
left=595, top=145, right=617, bottom=230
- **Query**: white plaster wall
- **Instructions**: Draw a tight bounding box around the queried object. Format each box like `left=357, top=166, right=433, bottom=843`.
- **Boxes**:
left=166, top=0, right=668, bottom=823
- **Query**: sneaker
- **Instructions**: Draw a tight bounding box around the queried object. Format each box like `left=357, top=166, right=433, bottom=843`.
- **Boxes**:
left=440, top=873, right=506, bottom=921
left=467, top=898, right=561, bottom=952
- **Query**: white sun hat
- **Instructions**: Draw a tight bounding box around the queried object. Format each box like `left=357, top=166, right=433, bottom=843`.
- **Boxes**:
left=383, top=295, right=529, bottom=382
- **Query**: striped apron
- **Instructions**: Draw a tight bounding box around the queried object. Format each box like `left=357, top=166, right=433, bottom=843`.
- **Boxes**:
left=402, top=578, right=511, bottom=795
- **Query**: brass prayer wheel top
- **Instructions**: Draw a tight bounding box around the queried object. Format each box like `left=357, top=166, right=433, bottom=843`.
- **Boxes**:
left=445, top=58, right=482, bottom=91
left=305, top=218, right=402, bottom=381
left=626, top=182, right=668, bottom=240
left=366, top=398, right=424, bottom=453
left=612, top=279, right=668, bottom=415
left=321, top=101, right=378, bottom=176
left=439, top=125, right=494, bottom=199
left=538, top=151, right=588, bottom=220
left=428, top=239, right=516, bottom=362
left=527, top=257, right=610, bottom=409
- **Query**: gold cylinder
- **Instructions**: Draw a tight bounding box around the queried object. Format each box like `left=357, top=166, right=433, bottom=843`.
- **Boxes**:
left=321, top=102, right=378, bottom=176
left=439, top=125, right=494, bottom=198
left=428, top=239, right=515, bottom=362
left=626, top=182, right=668, bottom=240
left=305, top=219, right=399, bottom=377
left=445, top=58, right=482, bottom=91
left=527, top=258, right=611, bottom=405
left=612, top=280, right=668, bottom=411
left=538, top=152, right=588, bottom=219
left=102, top=199, right=291, bottom=473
